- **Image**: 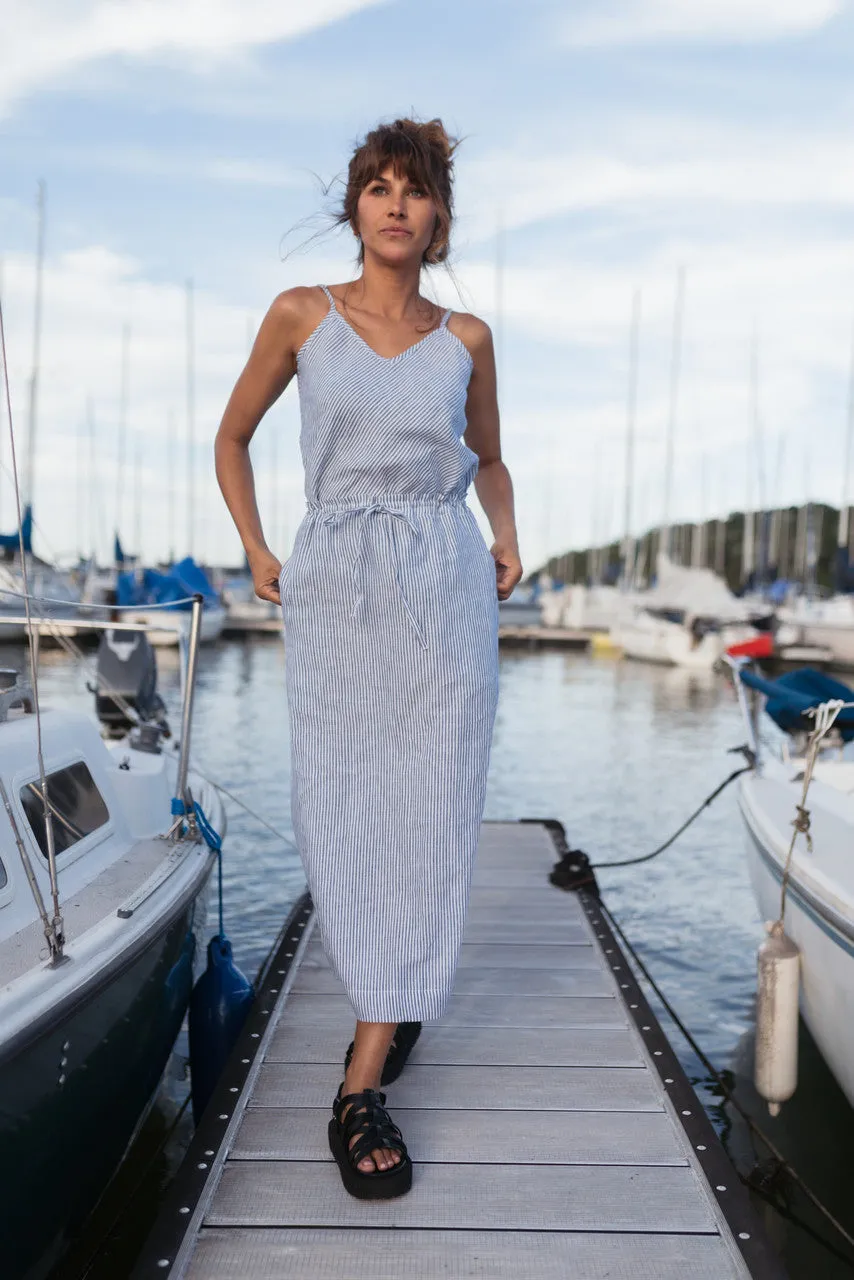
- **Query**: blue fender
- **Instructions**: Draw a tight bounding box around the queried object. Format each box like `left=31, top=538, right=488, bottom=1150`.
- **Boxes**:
left=188, top=934, right=254, bottom=1124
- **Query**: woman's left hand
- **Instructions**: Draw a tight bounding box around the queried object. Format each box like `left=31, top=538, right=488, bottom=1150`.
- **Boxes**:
left=490, top=540, right=523, bottom=601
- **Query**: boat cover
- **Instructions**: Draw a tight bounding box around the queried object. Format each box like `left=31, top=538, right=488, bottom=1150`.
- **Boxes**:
left=0, top=504, right=32, bottom=554
left=116, top=557, right=220, bottom=610
left=643, top=553, right=755, bottom=621
left=740, top=666, right=854, bottom=741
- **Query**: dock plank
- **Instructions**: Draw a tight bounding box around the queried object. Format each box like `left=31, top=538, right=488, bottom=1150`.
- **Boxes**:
left=251, top=1063, right=665, bottom=1112
left=281, top=991, right=624, bottom=1026
left=187, top=1228, right=745, bottom=1280
left=292, top=966, right=614, bottom=997
left=231, top=1107, right=689, bottom=1166
left=301, top=940, right=602, bottom=970
left=266, top=1024, right=642, bottom=1067
left=206, top=1162, right=716, bottom=1232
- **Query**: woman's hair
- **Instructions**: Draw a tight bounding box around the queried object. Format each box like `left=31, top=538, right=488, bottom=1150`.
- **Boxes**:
left=334, top=117, right=460, bottom=267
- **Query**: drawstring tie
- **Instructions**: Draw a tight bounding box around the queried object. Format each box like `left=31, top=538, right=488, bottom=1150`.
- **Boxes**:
left=318, top=502, right=429, bottom=649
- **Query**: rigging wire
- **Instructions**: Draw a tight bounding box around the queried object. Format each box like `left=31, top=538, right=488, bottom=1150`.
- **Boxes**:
left=0, top=293, right=64, bottom=955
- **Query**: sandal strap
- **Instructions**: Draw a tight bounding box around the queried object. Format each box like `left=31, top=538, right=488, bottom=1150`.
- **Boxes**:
left=333, top=1087, right=408, bottom=1167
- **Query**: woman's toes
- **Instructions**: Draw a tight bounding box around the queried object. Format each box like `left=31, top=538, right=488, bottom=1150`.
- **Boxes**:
left=358, top=1154, right=377, bottom=1173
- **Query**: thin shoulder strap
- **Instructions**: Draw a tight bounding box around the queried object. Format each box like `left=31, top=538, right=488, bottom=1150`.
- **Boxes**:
left=319, top=284, right=336, bottom=308
left=439, top=307, right=453, bottom=329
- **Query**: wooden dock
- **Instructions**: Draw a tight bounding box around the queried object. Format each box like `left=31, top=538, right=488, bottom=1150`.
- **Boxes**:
left=497, top=624, right=590, bottom=649
left=135, top=820, right=785, bottom=1279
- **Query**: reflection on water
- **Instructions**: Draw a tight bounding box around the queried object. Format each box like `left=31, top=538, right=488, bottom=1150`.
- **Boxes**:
left=9, top=637, right=851, bottom=1278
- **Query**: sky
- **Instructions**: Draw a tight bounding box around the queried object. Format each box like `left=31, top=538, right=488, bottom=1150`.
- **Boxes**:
left=2, top=0, right=854, bottom=571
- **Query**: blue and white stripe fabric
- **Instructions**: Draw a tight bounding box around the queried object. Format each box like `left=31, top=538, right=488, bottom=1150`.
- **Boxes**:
left=279, top=284, right=499, bottom=1022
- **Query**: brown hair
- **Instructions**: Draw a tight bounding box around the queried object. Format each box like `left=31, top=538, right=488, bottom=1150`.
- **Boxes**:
left=334, top=117, right=460, bottom=267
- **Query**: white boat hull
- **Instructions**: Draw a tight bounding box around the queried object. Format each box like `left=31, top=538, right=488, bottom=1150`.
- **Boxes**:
left=739, top=769, right=854, bottom=1108
left=613, top=614, right=756, bottom=668
left=778, top=598, right=854, bottom=670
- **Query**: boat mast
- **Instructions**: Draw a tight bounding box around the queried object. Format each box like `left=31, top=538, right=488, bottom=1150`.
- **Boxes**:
left=87, top=396, right=99, bottom=560
left=838, top=316, right=854, bottom=590
left=768, top=435, right=784, bottom=578
left=133, top=436, right=142, bottom=563
left=186, top=278, right=196, bottom=562
left=76, top=404, right=84, bottom=558
left=115, top=323, right=130, bottom=565
left=621, top=290, right=641, bottom=590
left=661, top=267, right=685, bottom=561
left=751, top=328, right=768, bottom=587
left=691, top=452, right=707, bottom=568
left=167, top=408, right=175, bottom=565
left=794, top=450, right=809, bottom=591
left=741, top=330, right=758, bottom=587
left=25, top=180, right=46, bottom=522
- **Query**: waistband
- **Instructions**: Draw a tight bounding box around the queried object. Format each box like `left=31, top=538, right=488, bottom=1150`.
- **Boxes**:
left=305, top=493, right=465, bottom=514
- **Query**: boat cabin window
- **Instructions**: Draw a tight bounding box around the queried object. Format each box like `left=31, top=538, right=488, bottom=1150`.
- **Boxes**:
left=20, top=762, right=110, bottom=859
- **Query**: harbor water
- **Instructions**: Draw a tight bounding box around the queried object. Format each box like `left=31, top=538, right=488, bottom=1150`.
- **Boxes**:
left=21, top=636, right=854, bottom=1279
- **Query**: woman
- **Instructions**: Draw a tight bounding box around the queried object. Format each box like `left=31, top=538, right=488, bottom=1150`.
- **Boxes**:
left=215, top=116, right=522, bottom=1199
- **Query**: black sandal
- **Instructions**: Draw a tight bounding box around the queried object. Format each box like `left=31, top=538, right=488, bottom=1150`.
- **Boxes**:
left=343, top=1021, right=422, bottom=1087
left=328, top=1085, right=412, bottom=1199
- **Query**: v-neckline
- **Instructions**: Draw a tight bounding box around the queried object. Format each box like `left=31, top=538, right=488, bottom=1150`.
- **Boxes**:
left=325, top=291, right=447, bottom=364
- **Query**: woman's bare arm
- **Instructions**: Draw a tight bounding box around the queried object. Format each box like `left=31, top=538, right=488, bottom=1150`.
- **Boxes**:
left=214, top=287, right=312, bottom=602
left=456, top=315, right=522, bottom=601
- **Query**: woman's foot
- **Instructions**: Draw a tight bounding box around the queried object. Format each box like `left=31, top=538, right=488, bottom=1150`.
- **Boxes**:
left=342, top=1020, right=401, bottom=1172
left=328, top=1084, right=412, bottom=1199
left=341, top=1065, right=403, bottom=1172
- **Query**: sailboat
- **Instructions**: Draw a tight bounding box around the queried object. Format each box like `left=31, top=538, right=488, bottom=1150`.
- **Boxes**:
left=729, top=659, right=854, bottom=1108
left=0, top=243, right=223, bottom=1279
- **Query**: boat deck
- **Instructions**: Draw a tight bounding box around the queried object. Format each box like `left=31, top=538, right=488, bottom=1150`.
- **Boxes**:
left=135, top=820, right=785, bottom=1279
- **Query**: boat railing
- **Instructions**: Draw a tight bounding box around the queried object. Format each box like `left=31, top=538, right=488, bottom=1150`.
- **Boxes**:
left=0, top=595, right=207, bottom=958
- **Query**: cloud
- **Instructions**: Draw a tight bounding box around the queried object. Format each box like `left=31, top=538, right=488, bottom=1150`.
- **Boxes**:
left=560, top=0, right=844, bottom=46
left=0, top=0, right=388, bottom=117
left=455, top=118, right=854, bottom=247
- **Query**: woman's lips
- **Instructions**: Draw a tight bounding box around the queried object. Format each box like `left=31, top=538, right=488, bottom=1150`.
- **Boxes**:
left=380, top=228, right=411, bottom=236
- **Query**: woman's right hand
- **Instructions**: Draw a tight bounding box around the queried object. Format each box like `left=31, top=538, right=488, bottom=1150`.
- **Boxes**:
left=250, top=549, right=284, bottom=603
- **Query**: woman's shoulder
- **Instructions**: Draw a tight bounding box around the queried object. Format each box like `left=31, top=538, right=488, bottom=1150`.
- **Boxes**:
left=267, top=285, right=329, bottom=327
left=445, top=308, right=493, bottom=360
left=262, top=286, right=332, bottom=364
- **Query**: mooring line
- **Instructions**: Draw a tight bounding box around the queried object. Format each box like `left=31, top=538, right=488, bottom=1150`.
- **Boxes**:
left=591, top=747, right=754, bottom=870
left=597, top=895, right=854, bottom=1264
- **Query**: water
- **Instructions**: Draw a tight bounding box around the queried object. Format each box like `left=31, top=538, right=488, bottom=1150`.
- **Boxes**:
left=22, top=638, right=854, bottom=1278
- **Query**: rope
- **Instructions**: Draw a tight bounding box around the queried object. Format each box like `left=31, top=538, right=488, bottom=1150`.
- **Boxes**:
left=191, top=768, right=301, bottom=856
left=596, top=895, right=854, bottom=1262
left=592, top=748, right=754, bottom=870
left=778, top=700, right=850, bottom=924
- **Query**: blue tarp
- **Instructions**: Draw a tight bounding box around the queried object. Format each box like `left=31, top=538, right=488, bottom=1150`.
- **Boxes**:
left=0, top=504, right=33, bottom=554
left=740, top=666, right=854, bottom=742
left=116, top=556, right=219, bottom=610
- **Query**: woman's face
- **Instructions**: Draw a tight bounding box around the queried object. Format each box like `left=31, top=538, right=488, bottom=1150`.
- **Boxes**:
left=355, top=164, right=438, bottom=264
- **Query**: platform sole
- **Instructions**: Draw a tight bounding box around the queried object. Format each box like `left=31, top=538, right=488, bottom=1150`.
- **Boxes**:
left=328, top=1118, right=413, bottom=1200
